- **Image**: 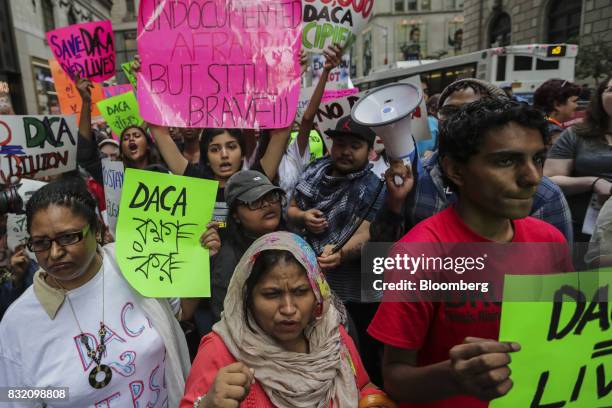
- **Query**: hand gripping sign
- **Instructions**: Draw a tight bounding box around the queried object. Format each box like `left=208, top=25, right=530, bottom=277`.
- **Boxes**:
left=46, top=20, right=116, bottom=83
left=136, top=0, right=303, bottom=129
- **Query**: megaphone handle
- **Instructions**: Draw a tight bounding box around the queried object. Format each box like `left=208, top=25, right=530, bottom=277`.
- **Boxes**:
left=393, top=158, right=412, bottom=187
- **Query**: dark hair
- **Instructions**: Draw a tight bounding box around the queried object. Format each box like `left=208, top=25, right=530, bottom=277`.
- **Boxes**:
left=199, top=128, right=246, bottom=165
left=427, top=93, right=441, bottom=116
left=438, top=98, right=549, bottom=190
left=119, top=125, right=162, bottom=168
left=438, top=79, right=508, bottom=109
left=243, top=249, right=305, bottom=331
left=533, top=79, right=581, bottom=115
left=26, top=176, right=99, bottom=234
left=574, top=76, right=612, bottom=140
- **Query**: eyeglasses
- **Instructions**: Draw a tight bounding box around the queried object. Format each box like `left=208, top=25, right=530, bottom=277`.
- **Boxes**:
left=27, top=225, right=91, bottom=252
left=240, top=191, right=282, bottom=211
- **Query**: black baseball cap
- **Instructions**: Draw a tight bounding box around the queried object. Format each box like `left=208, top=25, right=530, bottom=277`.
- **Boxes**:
left=324, top=116, right=376, bottom=146
left=224, top=170, right=284, bottom=208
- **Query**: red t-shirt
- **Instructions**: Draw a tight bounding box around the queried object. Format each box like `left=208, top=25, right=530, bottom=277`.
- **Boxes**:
left=367, top=206, right=570, bottom=408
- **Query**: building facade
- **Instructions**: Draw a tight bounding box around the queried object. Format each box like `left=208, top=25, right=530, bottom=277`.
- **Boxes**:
left=111, top=0, right=139, bottom=83
left=462, top=0, right=611, bottom=57
left=353, top=0, right=465, bottom=78
left=4, top=0, right=112, bottom=115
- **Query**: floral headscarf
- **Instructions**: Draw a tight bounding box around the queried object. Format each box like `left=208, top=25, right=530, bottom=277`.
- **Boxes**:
left=213, top=232, right=358, bottom=408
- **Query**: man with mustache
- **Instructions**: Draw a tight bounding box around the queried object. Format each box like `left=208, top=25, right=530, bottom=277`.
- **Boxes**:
left=367, top=98, right=571, bottom=407
left=288, top=115, right=384, bottom=384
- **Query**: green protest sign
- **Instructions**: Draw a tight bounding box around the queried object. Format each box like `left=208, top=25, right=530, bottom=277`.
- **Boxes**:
left=96, top=91, right=143, bottom=136
left=116, top=168, right=218, bottom=297
left=491, top=270, right=612, bottom=408
left=121, top=61, right=137, bottom=88
left=289, top=130, right=324, bottom=162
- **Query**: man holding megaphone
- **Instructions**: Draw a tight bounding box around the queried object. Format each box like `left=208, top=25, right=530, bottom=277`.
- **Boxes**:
left=368, top=79, right=572, bottom=245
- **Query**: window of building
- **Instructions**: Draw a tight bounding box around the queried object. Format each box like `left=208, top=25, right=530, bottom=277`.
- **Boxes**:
left=395, top=0, right=404, bottom=12
left=489, top=12, right=511, bottom=47
left=421, top=0, right=431, bottom=10
left=115, top=30, right=138, bottom=82
left=124, top=0, right=136, bottom=21
left=547, top=0, right=582, bottom=43
left=67, top=7, right=78, bottom=25
left=445, top=0, right=456, bottom=9
left=408, top=0, right=417, bottom=10
left=42, top=0, right=55, bottom=33
left=31, top=59, right=58, bottom=114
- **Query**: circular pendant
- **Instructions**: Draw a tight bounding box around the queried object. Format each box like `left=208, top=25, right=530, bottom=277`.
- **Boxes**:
left=89, top=364, right=112, bottom=389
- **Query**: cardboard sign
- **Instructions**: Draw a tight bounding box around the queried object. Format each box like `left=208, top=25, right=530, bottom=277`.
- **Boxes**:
left=0, top=115, right=78, bottom=181
left=312, top=53, right=352, bottom=89
left=115, top=169, right=218, bottom=297
left=302, top=0, right=373, bottom=53
left=96, top=91, right=143, bottom=136
left=313, top=75, right=430, bottom=151
left=101, top=159, right=125, bottom=237
left=103, top=84, right=134, bottom=99
left=491, top=271, right=612, bottom=407
left=137, top=0, right=302, bottom=129
left=7, top=213, right=28, bottom=252
left=50, top=59, right=104, bottom=117
left=121, top=61, right=137, bottom=88
left=46, top=20, right=116, bottom=82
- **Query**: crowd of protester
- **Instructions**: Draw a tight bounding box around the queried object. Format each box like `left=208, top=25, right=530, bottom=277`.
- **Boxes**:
left=0, top=38, right=610, bottom=408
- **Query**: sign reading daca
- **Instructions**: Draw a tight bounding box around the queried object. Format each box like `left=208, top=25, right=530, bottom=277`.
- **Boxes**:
left=97, top=91, right=143, bottom=137
left=0, top=115, right=78, bottom=182
left=136, top=0, right=302, bottom=129
left=116, top=169, right=218, bottom=297
left=492, top=271, right=612, bottom=407
left=46, top=20, right=116, bottom=82
left=302, top=0, right=373, bottom=53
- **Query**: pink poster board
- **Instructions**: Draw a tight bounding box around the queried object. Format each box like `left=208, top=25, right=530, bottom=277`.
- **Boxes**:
left=136, top=0, right=302, bottom=129
left=46, top=20, right=116, bottom=83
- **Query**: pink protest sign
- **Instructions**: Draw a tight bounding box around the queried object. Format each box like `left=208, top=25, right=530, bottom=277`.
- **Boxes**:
left=103, top=84, right=134, bottom=98
left=137, top=0, right=302, bottom=129
left=46, top=20, right=116, bottom=83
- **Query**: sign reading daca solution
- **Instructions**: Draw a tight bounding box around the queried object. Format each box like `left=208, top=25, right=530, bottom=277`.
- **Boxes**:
left=116, top=169, right=218, bottom=297
left=136, top=0, right=302, bottom=129
left=0, top=115, right=78, bottom=182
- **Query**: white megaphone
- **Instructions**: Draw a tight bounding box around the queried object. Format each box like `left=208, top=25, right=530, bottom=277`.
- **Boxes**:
left=351, top=83, right=422, bottom=162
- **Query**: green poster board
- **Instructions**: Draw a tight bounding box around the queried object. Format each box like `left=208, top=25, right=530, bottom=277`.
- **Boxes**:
left=96, top=91, right=143, bottom=136
left=491, top=270, right=612, bottom=407
left=122, top=61, right=137, bottom=88
left=116, top=168, right=218, bottom=297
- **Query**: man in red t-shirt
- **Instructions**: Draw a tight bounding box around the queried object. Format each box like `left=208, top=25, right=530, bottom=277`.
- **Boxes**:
left=368, top=98, right=571, bottom=407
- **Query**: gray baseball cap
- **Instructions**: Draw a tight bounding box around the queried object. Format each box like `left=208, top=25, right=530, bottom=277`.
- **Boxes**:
left=224, top=170, right=284, bottom=208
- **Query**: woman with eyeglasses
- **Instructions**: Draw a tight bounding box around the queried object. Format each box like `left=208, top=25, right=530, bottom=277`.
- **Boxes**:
left=0, top=177, right=191, bottom=407
left=210, top=170, right=287, bottom=323
left=545, top=77, right=612, bottom=244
